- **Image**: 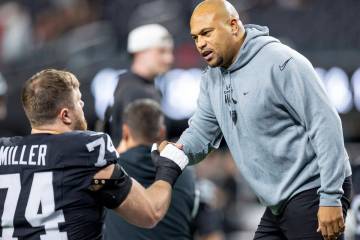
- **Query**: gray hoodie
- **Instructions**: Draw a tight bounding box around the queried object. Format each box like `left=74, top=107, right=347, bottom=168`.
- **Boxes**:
left=178, top=24, right=352, bottom=214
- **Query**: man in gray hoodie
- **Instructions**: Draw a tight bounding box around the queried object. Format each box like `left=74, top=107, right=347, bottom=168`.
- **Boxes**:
left=176, top=0, right=352, bottom=239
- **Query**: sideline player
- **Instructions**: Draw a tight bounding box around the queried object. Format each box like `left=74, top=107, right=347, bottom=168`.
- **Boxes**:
left=105, top=99, right=196, bottom=240
left=106, top=24, right=174, bottom=145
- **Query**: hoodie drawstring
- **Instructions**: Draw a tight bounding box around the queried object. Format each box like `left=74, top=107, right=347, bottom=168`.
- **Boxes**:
left=223, top=71, right=238, bottom=125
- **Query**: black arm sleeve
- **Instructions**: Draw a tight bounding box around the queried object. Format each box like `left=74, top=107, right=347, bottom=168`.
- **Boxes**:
left=91, top=164, right=133, bottom=209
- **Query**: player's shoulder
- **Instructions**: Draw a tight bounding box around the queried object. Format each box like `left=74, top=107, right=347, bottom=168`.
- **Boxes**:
left=59, top=131, right=113, bottom=152
left=61, top=130, right=108, bottom=141
left=59, top=131, right=119, bottom=167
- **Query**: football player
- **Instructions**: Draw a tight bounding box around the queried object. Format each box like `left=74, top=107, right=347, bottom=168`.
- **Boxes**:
left=0, top=69, right=188, bottom=240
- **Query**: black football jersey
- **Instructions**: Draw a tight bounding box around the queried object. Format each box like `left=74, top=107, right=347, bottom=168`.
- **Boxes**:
left=0, top=131, right=119, bottom=240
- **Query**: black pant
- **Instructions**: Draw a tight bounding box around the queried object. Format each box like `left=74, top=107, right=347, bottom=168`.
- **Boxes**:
left=254, top=177, right=352, bottom=240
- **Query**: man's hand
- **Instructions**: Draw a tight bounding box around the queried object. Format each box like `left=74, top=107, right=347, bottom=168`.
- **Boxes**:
left=158, top=141, right=183, bottom=152
left=158, top=141, right=169, bottom=152
left=317, top=206, right=345, bottom=240
left=153, top=141, right=188, bottom=171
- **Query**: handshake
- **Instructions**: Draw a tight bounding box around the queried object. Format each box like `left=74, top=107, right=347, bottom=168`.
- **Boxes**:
left=151, top=141, right=189, bottom=186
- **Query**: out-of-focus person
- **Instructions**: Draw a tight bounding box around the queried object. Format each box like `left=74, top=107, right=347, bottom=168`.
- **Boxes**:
left=192, top=178, right=225, bottom=240
left=105, top=99, right=196, bottom=240
left=106, top=24, right=174, bottom=146
left=0, top=2, right=32, bottom=63
left=0, top=73, right=8, bottom=121
left=0, top=73, right=13, bottom=137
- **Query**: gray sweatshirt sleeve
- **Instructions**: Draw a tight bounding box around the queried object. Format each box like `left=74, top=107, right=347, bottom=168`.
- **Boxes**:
left=177, top=74, right=223, bottom=165
left=273, top=55, right=347, bottom=207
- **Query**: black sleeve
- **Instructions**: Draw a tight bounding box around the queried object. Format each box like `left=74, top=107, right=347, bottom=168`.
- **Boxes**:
left=110, top=85, right=125, bottom=145
left=83, top=132, right=133, bottom=208
left=91, top=163, right=133, bottom=209
left=64, top=131, right=133, bottom=209
left=111, top=81, right=157, bottom=145
left=110, top=81, right=142, bottom=145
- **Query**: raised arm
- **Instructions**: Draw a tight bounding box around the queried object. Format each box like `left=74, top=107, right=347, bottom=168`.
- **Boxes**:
left=178, top=74, right=222, bottom=164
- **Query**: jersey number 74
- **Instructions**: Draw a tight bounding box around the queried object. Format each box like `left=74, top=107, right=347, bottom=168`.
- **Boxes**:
left=0, top=172, right=68, bottom=240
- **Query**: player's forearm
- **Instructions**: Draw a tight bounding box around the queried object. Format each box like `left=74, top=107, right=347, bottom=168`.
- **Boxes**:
left=114, top=179, right=171, bottom=228
left=143, top=180, right=173, bottom=226
left=91, top=163, right=169, bottom=228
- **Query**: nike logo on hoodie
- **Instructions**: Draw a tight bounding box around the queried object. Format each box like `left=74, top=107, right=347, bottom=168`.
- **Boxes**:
left=279, top=57, right=293, bottom=71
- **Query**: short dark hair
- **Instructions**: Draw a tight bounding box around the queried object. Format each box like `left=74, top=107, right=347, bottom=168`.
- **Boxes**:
left=123, top=99, right=164, bottom=143
left=21, top=69, right=80, bottom=127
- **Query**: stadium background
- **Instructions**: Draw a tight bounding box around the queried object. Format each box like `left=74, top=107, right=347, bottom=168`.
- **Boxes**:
left=0, top=0, right=359, bottom=239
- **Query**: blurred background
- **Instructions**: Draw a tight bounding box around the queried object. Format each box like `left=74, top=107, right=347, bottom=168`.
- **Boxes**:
left=0, top=0, right=360, bottom=239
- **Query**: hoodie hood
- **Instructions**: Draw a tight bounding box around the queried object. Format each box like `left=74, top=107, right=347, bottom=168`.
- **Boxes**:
left=226, top=24, right=279, bottom=72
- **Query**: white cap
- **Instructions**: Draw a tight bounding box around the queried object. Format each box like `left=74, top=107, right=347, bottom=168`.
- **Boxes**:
left=127, top=24, right=174, bottom=54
